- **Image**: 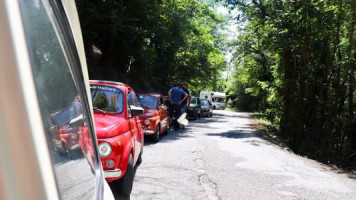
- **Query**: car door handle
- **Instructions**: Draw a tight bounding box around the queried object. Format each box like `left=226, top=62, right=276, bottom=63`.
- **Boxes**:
left=136, top=120, right=141, bottom=123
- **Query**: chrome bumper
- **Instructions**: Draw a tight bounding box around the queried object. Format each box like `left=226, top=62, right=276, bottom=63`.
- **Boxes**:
left=104, top=169, right=122, bottom=178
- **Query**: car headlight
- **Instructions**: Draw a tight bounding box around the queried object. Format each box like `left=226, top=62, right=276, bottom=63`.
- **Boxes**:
left=144, top=119, right=150, bottom=125
left=98, top=142, right=112, bottom=157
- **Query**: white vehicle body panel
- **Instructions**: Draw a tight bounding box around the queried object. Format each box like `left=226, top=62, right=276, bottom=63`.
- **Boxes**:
left=200, top=91, right=227, bottom=110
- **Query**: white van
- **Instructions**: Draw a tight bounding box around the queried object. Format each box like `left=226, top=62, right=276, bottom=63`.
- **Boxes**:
left=200, top=91, right=227, bottom=110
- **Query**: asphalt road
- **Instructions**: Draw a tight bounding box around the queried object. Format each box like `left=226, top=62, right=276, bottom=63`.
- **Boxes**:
left=130, top=110, right=356, bottom=200
left=53, top=151, right=96, bottom=200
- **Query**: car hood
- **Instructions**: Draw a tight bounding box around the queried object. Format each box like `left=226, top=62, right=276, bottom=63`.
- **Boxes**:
left=139, top=107, right=159, bottom=119
left=93, top=113, right=129, bottom=138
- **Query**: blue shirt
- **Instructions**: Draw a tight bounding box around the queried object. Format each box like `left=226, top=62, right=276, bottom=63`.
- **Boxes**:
left=169, top=87, right=186, bottom=105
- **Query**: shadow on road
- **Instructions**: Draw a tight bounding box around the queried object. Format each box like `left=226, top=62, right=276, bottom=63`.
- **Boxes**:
left=110, top=162, right=143, bottom=200
left=206, top=130, right=255, bottom=139
left=144, top=127, right=193, bottom=146
left=206, top=128, right=279, bottom=148
left=212, top=111, right=252, bottom=119
left=190, top=117, right=227, bottom=124
left=143, top=112, right=249, bottom=145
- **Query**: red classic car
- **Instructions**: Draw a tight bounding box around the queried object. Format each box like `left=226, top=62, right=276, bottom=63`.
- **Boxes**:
left=49, top=100, right=82, bottom=159
left=137, top=93, right=170, bottom=142
left=90, top=80, right=144, bottom=197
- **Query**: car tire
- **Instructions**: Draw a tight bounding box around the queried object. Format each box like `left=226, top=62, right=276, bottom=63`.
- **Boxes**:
left=213, top=105, right=216, bottom=109
left=118, top=154, right=134, bottom=197
left=152, top=126, right=159, bottom=143
left=164, top=123, right=170, bottom=135
left=209, top=112, right=213, bottom=117
left=63, top=143, right=73, bottom=160
left=137, top=149, right=143, bottom=165
left=198, top=111, right=202, bottom=119
left=193, top=111, right=198, bottom=120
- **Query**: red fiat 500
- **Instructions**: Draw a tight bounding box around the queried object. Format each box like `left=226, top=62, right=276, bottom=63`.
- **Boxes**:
left=137, top=93, right=170, bottom=143
left=90, top=80, right=144, bottom=197
left=49, top=101, right=82, bottom=159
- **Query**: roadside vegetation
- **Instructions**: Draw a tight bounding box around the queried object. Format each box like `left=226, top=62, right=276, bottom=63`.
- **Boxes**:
left=223, top=0, right=356, bottom=171
left=76, top=0, right=227, bottom=95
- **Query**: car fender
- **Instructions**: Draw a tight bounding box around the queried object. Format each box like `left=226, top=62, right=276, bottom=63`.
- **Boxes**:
left=149, top=116, right=160, bottom=132
left=118, top=141, right=133, bottom=177
left=154, top=119, right=160, bottom=132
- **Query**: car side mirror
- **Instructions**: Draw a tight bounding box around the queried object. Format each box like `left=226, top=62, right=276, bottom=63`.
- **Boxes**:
left=69, top=114, right=85, bottom=128
left=131, top=106, right=144, bottom=116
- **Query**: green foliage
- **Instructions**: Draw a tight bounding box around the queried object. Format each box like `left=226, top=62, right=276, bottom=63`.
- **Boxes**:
left=224, top=0, right=356, bottom=169
left=76, top=0, right=226, bottom=94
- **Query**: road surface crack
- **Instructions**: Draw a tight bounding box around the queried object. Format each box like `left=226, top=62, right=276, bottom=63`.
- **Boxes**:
left=193, top=148, right=221, bottom=200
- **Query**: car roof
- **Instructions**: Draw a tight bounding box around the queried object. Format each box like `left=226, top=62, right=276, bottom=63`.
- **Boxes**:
left=137, top=92, right=162, bottom=97
left=90, top=80, right=129, bottom=89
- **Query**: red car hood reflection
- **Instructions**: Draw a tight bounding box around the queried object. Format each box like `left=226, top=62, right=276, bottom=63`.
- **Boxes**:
left=94, top=113, right=128, bottom=138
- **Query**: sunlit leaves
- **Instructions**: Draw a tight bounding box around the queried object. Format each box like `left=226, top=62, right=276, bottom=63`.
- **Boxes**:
left=225, top=0, right=356, bottom=168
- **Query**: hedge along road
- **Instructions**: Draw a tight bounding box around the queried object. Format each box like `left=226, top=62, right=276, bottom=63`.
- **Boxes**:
left=130, top=110, right=356, bottom=200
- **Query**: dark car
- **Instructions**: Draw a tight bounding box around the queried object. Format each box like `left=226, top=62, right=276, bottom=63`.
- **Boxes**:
left=201, top=99, right=213, bottom=117
left=187, top=96, right=202, bottom=120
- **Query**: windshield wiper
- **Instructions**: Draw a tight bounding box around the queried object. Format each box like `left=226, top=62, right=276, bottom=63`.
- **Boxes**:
left=93, top=107, right=106, bottom=114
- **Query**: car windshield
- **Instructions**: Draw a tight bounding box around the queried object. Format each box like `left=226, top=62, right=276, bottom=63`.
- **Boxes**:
left=91, top=85, right=124, bottom=113
left=138, top=94, right=157, bottom=108
left=201, top=100, right=209, bottom=106
left=53, top=105, right=79, bottom=126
